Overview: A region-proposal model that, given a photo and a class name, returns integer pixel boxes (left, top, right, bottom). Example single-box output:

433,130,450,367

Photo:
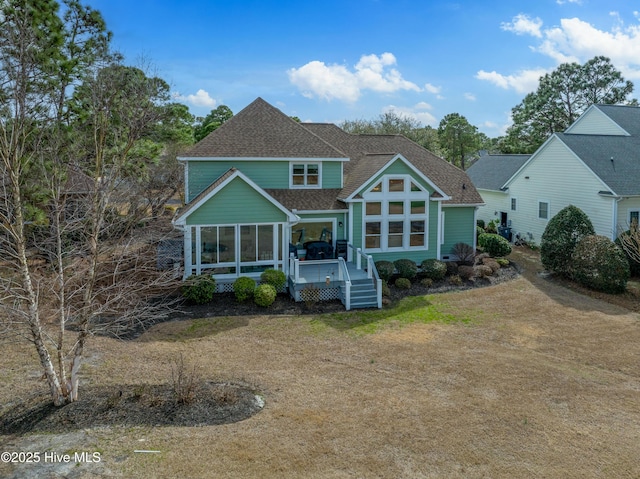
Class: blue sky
89,0,640,136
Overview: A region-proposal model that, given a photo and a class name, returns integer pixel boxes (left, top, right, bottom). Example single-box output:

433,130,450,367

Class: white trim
565,104,630,136
177,156,350,162
173,169,297,226
503,135,616,194
344,154,451,202
438,207,444,260
510,196,518,212
361,183,429,253
289,161,323,189
538,200,550,220
348,202,354,246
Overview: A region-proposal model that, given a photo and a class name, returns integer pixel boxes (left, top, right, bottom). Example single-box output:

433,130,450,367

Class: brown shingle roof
185,98,348,159
265,188,346,211
302,124,483,205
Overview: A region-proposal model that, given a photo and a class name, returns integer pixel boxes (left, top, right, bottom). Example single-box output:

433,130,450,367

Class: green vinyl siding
442,207,475,256
185,177,287,225
187,160,344,202
187,161,289,201
321,162,343,188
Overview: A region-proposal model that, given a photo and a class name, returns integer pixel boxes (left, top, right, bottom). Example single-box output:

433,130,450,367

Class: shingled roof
302,124,484,205
466,154,531,192
184,98,348,159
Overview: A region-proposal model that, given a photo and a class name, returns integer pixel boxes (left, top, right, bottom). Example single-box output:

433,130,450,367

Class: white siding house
467,104,640,244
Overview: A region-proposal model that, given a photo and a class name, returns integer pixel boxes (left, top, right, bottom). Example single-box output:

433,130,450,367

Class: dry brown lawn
1,249,640,478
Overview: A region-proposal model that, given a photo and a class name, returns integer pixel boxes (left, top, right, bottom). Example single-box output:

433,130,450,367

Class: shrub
478,233,512,257
448,274,463,285
381,281,391,297
496,258,510,267
420,258,447,280
482,257,500,273
476,226,485,239
476,219,485,229
458,265,475,280
420,278,433,288
446,261,459,276
375,260,395,281
474,264,494,278
486,219,499,234
254,284,277,307
572,235,629,293
233,276,256,302
452,242,475,265
540,205,594,277
260,268,286,291
182,275,216,304
615,230,640,277
394,259,418,280
394,277,411,289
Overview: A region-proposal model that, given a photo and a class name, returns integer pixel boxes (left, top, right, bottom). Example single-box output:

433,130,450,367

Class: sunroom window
362,176,429,251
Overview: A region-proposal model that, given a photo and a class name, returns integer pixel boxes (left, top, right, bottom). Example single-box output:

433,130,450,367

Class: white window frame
510,197,518,212
290,162,322,189
362,175,429,252
628,209,640,227
538,200,550,220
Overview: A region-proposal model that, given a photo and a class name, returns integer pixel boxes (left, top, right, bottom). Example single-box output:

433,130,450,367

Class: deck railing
346,244,382,308
337,257,352,310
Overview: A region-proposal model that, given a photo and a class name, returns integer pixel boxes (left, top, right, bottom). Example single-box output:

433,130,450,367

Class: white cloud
534,16,640,79
501,14,543,38
288,53,420,102
483,13,640,93
464,92,477,101
476,68,549,94
557,0,582,5
173,89,217,108
424,83,441,94
382,103,437,127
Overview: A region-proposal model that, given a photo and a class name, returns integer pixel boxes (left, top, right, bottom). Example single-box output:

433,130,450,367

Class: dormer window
291,162,320,188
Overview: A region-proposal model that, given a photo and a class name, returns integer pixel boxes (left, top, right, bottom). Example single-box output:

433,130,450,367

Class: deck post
356,248,362,270
367,255,373,279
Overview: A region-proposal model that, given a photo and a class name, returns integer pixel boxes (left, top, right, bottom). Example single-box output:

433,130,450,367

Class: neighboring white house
467,104,640,244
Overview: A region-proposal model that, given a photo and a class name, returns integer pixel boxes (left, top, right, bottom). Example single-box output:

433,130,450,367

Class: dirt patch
0,381,264,435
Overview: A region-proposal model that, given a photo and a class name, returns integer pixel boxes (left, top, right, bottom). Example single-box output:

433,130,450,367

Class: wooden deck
291,260,370,285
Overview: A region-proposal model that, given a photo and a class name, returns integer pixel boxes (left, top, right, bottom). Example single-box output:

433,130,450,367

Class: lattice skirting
216,282,286,294
293,287,341,302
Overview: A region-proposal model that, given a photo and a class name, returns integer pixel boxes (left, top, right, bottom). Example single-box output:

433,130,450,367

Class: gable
348,155,447,200
174,169,295,226
566,105,629,136
185,176,290,225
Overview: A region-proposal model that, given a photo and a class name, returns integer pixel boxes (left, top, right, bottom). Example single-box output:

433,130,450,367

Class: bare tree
0,1,181,406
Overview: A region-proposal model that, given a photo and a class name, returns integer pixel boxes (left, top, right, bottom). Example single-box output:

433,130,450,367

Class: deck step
344,279,379,309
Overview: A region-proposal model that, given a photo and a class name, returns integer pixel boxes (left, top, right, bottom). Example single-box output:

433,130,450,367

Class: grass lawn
2,250,640,478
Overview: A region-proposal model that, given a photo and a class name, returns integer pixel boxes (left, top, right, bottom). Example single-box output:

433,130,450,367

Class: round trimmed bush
448,274,463,286
254,284,277,307
572,235,629,293
260,268,286,291
458,265,475,280
394,277,411,289
478,233,512,257
394,259,418,280
233,276,256,302
421,258,447,280
182,274,216,305
375,260,395,281
381,281,391,297
541,205,594,277
420,278,433,288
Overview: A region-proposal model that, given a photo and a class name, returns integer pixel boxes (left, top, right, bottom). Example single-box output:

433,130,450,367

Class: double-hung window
291,163,320,188
538,201,549,220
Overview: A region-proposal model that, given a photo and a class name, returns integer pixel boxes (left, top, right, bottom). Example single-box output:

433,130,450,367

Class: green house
173,98,483,309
